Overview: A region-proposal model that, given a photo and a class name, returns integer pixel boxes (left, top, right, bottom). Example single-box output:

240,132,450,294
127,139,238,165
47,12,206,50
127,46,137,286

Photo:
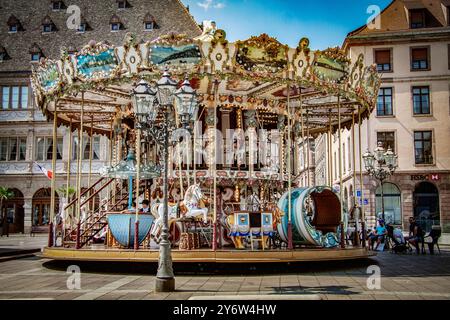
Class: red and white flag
34,162,53,180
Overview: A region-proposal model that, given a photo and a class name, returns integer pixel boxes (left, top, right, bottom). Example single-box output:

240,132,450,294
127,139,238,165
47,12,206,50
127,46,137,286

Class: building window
376,183,402,225
411,47,429,70
410,9,425,28
447,6,450,26
43,24,53,33
52,1,66,10
145,22,154,30
0,137,27,161
374,49,392,72
9,25,17,33
414,131,433,165
1,86,29,109
377,87,393,116
117,0,128,9
377,132,395,153
413,86,430,115
73,135,101,160
111,23,120,31
448,44,450,70
77,23,86,32
36,137,63,161
342,143,346,174
347,137,351,171
31,53,41,62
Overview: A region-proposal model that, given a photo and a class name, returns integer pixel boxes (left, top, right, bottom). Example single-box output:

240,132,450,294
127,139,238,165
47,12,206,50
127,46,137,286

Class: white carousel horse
150,184,209,241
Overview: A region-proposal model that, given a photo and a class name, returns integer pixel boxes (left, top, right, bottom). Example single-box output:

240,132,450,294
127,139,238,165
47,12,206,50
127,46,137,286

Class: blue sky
181,0,392,49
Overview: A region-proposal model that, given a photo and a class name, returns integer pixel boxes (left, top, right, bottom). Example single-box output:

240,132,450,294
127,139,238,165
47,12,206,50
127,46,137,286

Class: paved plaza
0,238,449,300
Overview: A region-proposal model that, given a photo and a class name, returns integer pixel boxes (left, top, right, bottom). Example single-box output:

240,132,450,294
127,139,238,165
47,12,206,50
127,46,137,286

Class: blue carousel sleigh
107,214,154,248
277,187,343,248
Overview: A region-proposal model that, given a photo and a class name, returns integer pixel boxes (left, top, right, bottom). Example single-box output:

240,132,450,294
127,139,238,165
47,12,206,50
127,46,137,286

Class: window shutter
412,48,427,60
448,44,450,69
375,50,390,64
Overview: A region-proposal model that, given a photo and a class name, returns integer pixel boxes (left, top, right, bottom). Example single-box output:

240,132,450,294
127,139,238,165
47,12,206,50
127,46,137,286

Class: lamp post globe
131,80,158,125
362,150,375,172
175,77,198,127
156,69,178,107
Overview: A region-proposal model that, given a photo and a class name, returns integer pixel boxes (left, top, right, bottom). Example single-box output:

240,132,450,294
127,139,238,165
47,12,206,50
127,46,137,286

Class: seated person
121,201,136,213
368,220,387,251
140,200,150,213
406,217,424,254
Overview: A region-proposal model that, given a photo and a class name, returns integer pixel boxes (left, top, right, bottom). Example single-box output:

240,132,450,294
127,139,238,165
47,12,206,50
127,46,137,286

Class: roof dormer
42,15,57,33
117,0,131,9
110,14,125,31
0,46,11,62
29,43,44,62
143,13,158,30
51,0,66,11
77,16,92,33
7,15,24,32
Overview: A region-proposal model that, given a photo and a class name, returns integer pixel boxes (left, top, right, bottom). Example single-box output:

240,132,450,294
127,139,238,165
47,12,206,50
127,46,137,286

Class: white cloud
197,0,225,11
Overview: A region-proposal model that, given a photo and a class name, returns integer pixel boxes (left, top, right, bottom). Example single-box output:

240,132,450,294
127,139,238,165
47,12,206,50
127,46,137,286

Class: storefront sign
411,174,439,181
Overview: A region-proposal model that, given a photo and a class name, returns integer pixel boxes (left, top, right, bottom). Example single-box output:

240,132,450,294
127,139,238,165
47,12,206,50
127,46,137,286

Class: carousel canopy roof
31,31,381,137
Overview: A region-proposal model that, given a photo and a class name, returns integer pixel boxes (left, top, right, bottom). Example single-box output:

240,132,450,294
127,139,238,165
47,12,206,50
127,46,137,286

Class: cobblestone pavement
0,248,449,300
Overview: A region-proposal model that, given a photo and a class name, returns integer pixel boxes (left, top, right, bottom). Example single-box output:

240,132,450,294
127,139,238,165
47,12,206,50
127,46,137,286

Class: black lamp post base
155,277,175,292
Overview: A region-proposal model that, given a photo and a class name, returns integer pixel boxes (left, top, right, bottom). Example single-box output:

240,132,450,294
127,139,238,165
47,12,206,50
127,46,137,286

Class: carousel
32,25,381,264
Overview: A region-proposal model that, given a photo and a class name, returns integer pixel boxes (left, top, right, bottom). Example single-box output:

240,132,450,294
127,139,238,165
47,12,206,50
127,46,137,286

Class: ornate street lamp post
131,71,198,292
362,142,398,222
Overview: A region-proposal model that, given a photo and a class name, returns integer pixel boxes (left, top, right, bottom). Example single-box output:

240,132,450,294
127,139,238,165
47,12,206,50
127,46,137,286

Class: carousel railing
63,178,122,246
63,177,107,212
71,180,148,249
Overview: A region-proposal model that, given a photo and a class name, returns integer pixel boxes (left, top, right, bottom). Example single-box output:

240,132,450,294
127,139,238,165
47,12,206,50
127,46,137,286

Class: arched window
413,182,439,233
376,183,402,225
32,188,59,226
1,188,24,233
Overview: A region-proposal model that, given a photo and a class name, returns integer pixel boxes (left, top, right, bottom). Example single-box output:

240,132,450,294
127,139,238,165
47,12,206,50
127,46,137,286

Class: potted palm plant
0,187,14,237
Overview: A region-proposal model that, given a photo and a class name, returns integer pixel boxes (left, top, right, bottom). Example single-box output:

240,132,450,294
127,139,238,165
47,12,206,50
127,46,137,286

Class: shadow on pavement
42,257,376,276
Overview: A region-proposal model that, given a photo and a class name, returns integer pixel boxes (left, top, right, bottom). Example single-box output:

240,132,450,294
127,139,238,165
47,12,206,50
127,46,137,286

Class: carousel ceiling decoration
31,30,381,136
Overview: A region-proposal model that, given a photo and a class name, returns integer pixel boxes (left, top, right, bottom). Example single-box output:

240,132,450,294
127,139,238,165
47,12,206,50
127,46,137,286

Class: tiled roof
0,0,202,73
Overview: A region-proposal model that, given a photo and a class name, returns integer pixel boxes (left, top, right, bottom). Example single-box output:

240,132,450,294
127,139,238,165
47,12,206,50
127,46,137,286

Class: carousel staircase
63,177,147,249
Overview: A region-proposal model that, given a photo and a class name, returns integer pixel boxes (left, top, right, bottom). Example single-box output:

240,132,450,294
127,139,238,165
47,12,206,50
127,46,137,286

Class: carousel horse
150,184,209,243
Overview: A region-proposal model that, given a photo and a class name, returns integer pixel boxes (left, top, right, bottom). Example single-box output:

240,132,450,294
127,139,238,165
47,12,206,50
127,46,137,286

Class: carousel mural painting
31,27,381,269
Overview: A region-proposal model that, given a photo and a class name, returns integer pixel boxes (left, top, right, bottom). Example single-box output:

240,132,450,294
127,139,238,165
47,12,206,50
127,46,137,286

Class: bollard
134,220,139,250
48,222,54,247
76,221,81,249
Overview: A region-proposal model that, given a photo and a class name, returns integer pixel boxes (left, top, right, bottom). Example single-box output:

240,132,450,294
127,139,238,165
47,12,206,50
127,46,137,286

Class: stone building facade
315,0,450,242
0,0,201,234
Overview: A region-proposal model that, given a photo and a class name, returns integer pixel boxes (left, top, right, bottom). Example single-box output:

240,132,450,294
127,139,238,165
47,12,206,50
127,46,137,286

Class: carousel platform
42,246,374,263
